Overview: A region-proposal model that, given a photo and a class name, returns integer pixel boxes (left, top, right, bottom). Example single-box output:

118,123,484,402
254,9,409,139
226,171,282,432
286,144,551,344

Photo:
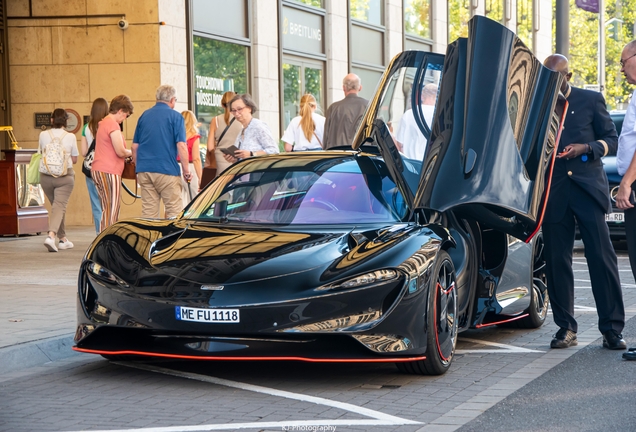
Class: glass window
287,0,323,8
404,0,432,39
192,0,248,40
352,66,383,101
184,157,406,224
193,36,249,157
351,0,383,26
282,59,324,129
485,0,504,23
448,0,470,42
516,0,533,48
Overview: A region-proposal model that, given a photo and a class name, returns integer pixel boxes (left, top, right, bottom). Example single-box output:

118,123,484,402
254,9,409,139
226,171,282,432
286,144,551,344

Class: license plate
605,212,624,223
175,306,240,323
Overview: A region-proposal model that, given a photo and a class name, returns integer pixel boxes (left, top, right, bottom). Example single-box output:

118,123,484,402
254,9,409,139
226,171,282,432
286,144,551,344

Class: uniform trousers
543,182,625,334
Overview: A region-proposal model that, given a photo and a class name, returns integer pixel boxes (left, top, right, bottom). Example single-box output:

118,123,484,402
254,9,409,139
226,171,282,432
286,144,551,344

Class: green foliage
448,0,470,41
193,37,248,121
561,0,636,109
405,0,432,39
288,0,323,7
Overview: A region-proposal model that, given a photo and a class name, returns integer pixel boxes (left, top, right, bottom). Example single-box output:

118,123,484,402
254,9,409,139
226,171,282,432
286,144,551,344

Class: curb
0,334,79,374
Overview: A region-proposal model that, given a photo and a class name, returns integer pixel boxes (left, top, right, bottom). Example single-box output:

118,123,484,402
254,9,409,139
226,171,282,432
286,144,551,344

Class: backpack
39,130,69,177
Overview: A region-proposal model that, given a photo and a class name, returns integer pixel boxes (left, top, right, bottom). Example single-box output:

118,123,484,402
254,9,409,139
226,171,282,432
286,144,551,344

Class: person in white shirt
282,94,325,152
38,108,80,252
396,83,437,161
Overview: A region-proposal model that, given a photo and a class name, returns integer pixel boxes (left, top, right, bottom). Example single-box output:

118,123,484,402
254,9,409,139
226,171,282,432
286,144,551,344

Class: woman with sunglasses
282,94,325,152
223,94,279,164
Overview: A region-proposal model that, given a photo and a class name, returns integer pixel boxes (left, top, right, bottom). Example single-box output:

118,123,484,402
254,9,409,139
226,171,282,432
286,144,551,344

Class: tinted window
183,157,406,224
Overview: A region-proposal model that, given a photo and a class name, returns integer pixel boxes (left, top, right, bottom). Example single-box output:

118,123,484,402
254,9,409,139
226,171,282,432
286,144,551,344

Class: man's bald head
342,73,362,95
544,54,571,93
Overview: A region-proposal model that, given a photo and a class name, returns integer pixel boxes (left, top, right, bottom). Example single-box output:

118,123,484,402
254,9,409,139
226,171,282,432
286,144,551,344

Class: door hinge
1,100,6,110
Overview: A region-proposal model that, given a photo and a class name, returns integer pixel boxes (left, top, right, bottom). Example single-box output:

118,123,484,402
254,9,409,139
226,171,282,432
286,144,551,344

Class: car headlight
318,269,399,291
86,262,129,289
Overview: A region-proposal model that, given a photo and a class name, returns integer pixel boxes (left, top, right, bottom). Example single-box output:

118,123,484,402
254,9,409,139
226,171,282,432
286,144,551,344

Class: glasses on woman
230,106,247,114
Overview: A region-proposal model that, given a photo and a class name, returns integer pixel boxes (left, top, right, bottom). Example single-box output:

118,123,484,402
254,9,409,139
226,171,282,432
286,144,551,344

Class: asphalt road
458,317,636,432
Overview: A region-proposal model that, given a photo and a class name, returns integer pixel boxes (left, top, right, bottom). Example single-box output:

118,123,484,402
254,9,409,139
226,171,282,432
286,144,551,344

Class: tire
396,250,458,375
507,232,549,329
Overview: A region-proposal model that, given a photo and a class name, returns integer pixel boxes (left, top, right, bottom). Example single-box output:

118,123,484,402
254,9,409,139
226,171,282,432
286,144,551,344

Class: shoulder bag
82,135,96,178
201,118,236,188
27,148,42,185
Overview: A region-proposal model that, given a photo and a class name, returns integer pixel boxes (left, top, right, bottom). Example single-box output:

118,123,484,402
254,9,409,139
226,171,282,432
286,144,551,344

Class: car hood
87,219,430,286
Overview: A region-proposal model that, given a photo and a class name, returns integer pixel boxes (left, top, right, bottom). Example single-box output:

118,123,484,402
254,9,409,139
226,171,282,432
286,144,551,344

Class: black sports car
74,17,566,375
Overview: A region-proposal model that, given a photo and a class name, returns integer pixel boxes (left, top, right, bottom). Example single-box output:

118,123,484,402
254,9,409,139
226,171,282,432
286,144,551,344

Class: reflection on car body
73,17,565,375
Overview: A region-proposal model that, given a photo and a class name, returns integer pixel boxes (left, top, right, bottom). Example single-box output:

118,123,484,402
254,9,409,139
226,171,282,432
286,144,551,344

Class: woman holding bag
179,110,203,205
80,97,108,235
39,108,79,252
91,94,133,232
205,91,242,182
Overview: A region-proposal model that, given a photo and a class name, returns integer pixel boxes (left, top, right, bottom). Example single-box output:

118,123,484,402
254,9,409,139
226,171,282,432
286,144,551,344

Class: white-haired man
132,84,191,218
323,73,369,149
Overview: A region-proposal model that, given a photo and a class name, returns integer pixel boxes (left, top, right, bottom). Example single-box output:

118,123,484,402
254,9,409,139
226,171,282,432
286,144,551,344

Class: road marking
76,362,421,432
573,305,597,311
457,338,545,354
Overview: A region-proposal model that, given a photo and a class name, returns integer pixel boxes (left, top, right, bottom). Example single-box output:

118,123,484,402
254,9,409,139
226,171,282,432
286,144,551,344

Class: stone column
158,0,188,113
385,0,404,61
432,0,448,54
251,0,280,139
324,0,348,107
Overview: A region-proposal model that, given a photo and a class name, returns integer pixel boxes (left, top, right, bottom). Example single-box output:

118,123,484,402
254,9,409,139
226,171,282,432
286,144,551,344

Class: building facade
1,0,553,226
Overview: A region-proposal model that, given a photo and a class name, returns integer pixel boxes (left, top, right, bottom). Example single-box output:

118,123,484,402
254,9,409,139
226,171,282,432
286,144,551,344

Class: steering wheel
305,199,339,211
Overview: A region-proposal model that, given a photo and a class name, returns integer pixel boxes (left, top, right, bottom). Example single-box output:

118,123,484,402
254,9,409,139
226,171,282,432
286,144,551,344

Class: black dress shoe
550,328,578,348
602,330,627,350
623,350,636,360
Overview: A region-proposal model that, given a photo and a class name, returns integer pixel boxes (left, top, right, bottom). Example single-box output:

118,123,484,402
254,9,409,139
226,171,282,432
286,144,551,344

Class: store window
281,2,326,132
516,0,533,47
282,60,324,128
350,0,384,101
351,0,383,26
193,36,249,148
288,0,323,7
190,0,250,161
404,0,431,40
485,0,504,23
448,0,470,42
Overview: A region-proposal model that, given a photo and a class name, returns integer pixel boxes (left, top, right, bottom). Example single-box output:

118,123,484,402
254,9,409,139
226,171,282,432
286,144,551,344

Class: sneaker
58,239,74,250
550,327,577,348
44,236,58,252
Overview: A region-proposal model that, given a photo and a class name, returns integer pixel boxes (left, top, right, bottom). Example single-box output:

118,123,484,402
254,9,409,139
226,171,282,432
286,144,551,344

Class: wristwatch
586,144,593,154
250,151,254,157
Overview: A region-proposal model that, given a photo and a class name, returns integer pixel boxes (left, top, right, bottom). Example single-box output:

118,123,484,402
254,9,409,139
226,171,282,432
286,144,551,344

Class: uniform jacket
323,93,369,149
546,85,618,220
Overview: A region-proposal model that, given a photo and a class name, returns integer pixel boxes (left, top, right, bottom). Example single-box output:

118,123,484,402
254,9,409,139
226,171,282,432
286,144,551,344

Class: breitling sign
282,5,324,55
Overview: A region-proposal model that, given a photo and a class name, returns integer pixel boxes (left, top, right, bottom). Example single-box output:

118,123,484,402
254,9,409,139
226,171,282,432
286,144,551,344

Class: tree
562,0,636,110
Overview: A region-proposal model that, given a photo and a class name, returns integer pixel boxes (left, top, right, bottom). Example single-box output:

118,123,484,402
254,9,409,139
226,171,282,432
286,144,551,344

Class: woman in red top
91,94,134,232
179,110,202,206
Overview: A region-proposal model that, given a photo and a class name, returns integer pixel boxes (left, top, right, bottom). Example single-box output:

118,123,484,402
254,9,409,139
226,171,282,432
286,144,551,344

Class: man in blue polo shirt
132,84,191,218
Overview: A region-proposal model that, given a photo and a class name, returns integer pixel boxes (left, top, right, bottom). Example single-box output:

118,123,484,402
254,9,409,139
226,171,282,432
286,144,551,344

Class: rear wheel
506,233,549,329
396,250,457,375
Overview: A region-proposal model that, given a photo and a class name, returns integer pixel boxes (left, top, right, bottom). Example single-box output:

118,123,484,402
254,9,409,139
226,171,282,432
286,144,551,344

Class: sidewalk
0,226,96,373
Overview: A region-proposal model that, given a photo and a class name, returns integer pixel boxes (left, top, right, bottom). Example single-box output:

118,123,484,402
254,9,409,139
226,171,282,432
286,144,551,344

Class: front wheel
396,250,457,375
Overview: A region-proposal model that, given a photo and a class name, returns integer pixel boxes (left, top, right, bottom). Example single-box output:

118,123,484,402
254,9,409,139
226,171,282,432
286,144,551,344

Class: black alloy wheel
397,250,457,375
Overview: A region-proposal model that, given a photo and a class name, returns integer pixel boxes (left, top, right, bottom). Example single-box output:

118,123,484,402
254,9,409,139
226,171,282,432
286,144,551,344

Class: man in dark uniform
543,54,626,350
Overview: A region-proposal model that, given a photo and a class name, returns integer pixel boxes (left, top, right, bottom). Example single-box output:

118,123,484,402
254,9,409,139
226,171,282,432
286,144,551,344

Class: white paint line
74,362,421,432
574,305,597,311
79,419,404,432
457,338,545,353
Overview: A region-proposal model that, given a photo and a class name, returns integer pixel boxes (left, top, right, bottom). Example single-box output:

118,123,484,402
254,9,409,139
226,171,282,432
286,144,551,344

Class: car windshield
183,155,407,225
